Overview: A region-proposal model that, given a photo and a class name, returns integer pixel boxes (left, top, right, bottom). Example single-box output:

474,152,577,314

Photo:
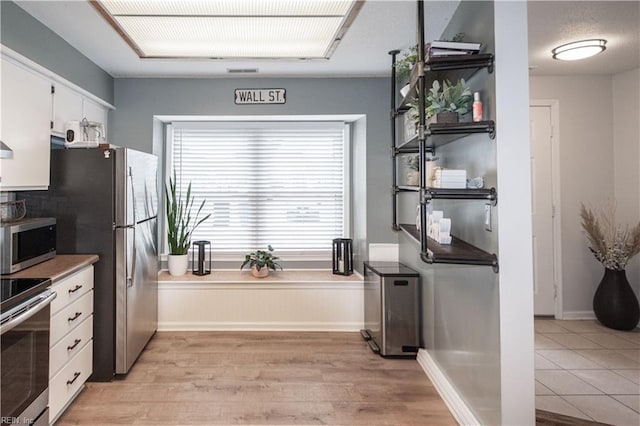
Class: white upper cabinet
1,58,51,191
52,85,109,141
51,83,83,135
82,98,108,140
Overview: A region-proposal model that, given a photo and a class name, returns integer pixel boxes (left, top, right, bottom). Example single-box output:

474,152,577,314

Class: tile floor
535,319,640,425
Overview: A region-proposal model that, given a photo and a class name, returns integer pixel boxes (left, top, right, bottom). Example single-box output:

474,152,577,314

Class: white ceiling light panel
94,0,361,59
116,16,343,58
99,0,353,17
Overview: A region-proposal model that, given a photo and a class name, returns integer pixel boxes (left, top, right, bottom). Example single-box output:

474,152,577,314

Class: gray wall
1,1,114,103
113,77,396,264
398,2,501,424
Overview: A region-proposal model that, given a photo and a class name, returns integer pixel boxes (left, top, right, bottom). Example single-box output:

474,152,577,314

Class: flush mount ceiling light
91,0,363,59
552,39,607,61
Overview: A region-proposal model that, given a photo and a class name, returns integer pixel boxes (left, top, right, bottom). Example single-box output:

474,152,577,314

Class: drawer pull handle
68,312,82,322
68,285,83,294
67,338,82,351
67,371,81,385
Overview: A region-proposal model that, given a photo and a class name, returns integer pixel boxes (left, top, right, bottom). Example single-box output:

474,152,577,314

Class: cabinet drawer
51,290,93,347
50,315,93,379
51,266,94,315
49,341,93,424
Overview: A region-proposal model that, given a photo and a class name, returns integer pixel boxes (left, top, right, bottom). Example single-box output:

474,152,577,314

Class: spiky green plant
240,245,283,272
165,172,211,255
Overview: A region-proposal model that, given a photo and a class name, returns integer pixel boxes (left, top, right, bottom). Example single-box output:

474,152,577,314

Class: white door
530,105,556,316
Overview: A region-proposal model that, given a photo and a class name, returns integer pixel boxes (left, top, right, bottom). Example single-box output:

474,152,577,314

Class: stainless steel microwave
0,218,56,274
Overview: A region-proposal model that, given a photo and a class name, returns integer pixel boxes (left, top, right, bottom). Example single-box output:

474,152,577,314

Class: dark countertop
2,254,99,283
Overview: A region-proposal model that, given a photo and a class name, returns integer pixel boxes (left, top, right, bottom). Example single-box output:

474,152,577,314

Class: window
168,121,348,256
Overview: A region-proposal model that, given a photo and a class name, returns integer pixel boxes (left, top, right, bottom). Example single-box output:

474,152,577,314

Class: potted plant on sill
410,79,472,126
240,245,283,278
580,202,640,330
165,172,211,276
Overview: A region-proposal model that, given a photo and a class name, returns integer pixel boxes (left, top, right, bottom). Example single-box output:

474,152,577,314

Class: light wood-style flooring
56,332,457,425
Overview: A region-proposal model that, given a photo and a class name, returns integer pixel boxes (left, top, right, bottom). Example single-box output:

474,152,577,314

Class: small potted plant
395,46,418,94
405,155,419,186
410,79,472,125
240,245,283,278
580,202,640,330
165,172,211,276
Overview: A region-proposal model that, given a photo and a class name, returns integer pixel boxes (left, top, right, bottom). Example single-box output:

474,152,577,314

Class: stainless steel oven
1,278,56,426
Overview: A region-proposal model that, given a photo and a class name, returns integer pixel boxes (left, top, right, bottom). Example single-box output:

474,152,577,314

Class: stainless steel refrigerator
24,146,158,381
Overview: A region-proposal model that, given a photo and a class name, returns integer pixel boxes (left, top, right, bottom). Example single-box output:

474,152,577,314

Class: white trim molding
416,349,481,426
562,310,597,320
530,99,563,320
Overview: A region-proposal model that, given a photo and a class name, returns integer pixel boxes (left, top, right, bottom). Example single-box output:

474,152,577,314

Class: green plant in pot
165,172,211,276
580,202,640,330
241,245,283,278
395,46,418,86
409,79,472,125
405,155,420,187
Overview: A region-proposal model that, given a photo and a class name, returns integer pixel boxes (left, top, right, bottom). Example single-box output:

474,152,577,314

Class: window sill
158,269,363,289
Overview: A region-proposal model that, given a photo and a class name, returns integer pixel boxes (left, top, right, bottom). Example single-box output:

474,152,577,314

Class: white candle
338,259,344,273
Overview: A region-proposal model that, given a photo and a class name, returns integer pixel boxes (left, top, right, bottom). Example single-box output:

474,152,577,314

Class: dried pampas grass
580,202,640,270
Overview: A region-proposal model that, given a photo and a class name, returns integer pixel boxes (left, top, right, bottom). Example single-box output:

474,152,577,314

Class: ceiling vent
227,68,259,74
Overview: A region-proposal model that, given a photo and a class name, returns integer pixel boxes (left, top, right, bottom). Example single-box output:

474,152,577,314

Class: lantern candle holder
192,240,211,276
332,238,353,276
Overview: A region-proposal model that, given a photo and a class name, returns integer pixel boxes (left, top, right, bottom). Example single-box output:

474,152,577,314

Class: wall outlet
484,204,492,232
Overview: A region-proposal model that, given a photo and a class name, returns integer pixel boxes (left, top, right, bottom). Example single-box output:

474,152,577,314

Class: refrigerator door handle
126,166,138,288
128,166,137,225
127,225,137,288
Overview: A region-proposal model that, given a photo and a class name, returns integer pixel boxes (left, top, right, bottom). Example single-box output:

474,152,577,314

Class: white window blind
170,121,346,254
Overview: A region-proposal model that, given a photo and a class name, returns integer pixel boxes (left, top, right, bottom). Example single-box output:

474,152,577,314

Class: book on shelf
429,48,474,57
425,40,481,59
430,40,482,51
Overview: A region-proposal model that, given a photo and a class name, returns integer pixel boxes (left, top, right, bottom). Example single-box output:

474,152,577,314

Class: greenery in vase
394,46,418,82
409,79,472,122
406,154,420,171
580,202,640,270
165,172,211,255
241,245,283,272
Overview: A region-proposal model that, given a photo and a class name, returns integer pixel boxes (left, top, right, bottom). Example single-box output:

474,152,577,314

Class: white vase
168,254,189,276
251,265,269,278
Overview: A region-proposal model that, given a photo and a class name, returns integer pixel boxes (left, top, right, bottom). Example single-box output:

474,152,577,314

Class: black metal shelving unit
390,0,498,272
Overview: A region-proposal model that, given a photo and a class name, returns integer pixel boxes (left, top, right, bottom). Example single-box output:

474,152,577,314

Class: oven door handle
0,292,57,335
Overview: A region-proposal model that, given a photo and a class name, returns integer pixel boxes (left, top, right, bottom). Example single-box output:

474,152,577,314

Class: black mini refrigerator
361,262,420,357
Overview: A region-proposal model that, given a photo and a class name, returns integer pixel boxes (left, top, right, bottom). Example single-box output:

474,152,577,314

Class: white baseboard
416,349,480,426
562,310,596,320
158,321,363,332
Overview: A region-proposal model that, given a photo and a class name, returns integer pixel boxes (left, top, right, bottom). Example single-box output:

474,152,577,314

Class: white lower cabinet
49,266,94,424
49,343,93,424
